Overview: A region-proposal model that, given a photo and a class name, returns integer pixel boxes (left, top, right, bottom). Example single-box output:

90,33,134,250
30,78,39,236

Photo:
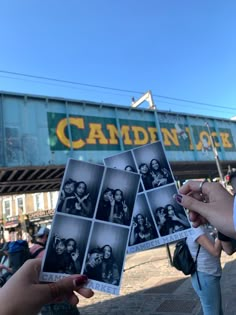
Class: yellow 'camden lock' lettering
106,124,132,145
86,123,109,145
131,126,149,145
161,128,179,146
55,116,234,151
56,117,85,149
56,117,158,148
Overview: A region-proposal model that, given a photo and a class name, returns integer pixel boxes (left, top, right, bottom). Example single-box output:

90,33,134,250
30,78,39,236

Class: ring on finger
199,179,208,196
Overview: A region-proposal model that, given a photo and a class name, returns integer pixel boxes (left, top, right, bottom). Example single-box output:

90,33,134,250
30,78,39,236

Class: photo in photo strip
104,140,192,254
40,159,140,295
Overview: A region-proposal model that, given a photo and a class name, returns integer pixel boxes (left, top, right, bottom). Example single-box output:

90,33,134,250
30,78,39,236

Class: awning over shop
4,221,20,229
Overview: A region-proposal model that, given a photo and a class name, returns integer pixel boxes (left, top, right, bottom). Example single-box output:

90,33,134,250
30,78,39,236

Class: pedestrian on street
30,227,50,259
187,225,223,315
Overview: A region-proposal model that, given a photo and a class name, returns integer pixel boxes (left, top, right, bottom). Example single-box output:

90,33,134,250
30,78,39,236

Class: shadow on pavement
79,248,236,315
79,277,201,315
221,258,236,315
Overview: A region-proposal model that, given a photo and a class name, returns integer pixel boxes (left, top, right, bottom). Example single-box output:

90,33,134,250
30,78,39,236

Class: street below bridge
79,244,236,315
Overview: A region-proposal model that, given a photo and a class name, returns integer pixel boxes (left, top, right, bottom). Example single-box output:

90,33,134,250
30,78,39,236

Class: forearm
221,241,234,255
214,238,222,257
61,199,67,212
108,206,115,222
124,210,130,221
74,259,81,272
218,230,235,255
199,206,235,239
112,265,120,282
175,217,188,226
129,228,136,245
81,201,91,215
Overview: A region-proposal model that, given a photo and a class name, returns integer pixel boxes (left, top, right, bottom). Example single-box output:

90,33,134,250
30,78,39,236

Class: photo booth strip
104,140,193,254
40,159,140,295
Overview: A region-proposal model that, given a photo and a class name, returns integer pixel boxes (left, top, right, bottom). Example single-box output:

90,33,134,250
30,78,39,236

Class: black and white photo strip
85,222,129,295
40,159,140,295
104,141,192,254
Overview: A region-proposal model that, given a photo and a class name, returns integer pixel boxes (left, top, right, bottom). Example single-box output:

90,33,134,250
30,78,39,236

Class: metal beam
7,169,18,181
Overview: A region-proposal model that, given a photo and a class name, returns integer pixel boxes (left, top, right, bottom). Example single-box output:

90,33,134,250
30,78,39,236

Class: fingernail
174,194,183,204
74,275,88,286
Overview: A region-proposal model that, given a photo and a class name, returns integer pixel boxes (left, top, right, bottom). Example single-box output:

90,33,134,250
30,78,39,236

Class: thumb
36,275,93,305
173,193,207,215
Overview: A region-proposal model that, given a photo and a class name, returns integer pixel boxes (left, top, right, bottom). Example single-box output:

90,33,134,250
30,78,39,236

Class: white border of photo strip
40,159,141,295
103,140,193,254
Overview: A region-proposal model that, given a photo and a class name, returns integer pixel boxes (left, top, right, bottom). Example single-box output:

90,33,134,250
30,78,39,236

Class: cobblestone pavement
78,244,236,315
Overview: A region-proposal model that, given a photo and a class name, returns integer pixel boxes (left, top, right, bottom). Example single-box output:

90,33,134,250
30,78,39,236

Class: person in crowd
101,244,120,285
57,178,77,213
0,242,12,287
174,180,235,238
138,163,153,190
0,238,5,248
69,181,93,218
96,187,114,221
16,231,23,240
187,225,223,315
229,169,236,194
84,247,103,281
30,227,50,259
65,238,81,274
124,165,136,172
109,189,130,225
149,158,172,187
129,213,154,245
0,242,11,274
0,258,94,315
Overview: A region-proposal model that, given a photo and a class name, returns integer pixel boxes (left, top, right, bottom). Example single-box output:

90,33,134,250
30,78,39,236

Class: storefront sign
28,209,55,221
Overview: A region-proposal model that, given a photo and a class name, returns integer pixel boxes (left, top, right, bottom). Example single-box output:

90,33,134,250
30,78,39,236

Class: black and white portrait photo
57,159,105,218
42,214,92,275
132,141,174,191
85,221,129,286
41,142,191,295
104,150,143,192
95,167,140,226
129,193,158,246
147,184,191,237
104,150,137,173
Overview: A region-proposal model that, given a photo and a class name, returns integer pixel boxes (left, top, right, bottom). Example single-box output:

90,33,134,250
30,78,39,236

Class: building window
15,195,25,215
3,199,12,217
34,193,44,211
47,191,59,209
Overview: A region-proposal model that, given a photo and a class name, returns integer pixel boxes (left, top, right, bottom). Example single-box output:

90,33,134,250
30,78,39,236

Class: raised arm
195,234,222,257
129,221,138,245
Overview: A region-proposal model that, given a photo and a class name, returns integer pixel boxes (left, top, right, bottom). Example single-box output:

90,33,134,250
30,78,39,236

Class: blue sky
0,1,235,118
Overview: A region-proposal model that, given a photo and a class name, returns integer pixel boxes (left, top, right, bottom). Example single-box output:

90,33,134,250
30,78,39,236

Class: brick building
0,191,59,240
